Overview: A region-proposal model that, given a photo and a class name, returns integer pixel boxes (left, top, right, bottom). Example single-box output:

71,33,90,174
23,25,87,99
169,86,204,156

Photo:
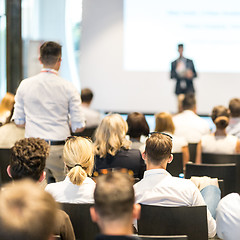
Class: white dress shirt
216,193,240,240
45,176,95,203
13,69,85,140
173,110,210,143
201,134,238,154
227,117,240,139
134,169,216,238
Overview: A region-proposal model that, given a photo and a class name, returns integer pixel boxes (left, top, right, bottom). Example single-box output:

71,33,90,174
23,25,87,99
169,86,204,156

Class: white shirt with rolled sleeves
216,193,240,240
13,69,85,140
134,169,216,238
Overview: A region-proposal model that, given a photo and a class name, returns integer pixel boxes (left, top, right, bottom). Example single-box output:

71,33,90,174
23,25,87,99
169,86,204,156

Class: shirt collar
143,168,171,178
41,68,58,75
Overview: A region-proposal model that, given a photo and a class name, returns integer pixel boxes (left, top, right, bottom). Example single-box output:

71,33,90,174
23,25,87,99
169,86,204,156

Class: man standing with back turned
13,41,85,182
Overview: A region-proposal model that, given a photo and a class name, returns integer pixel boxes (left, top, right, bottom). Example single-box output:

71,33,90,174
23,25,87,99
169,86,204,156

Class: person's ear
142,151,147,161
90,206,99,223
167,154,173,164
133,203,141,220
39,56,43,65
39,171,46,182
7,165,12,178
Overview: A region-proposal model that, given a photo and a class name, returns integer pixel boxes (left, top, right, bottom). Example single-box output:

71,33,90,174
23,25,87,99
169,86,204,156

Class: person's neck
81,102,91,108
147,162,167,171
100,221,133,236
43,65,59,71
215,129,227,136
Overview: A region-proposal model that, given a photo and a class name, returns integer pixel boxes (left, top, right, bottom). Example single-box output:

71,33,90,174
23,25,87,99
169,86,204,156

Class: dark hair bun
214,116,229,129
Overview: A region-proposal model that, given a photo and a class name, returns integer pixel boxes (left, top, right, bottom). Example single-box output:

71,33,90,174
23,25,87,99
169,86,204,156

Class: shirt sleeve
12,82,26,125
68,86,86,131
191,184,216,238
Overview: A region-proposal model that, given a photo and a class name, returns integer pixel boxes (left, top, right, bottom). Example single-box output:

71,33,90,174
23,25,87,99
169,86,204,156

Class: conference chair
138,235,188,240
61,203,99,240
0,148,12,187
185,163,236,196
72,127,97,140
167,153,183,177
137,204,208,240
188,143,197,163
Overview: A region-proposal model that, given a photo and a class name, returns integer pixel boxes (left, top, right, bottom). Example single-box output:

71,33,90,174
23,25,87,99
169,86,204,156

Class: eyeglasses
148,131,173,140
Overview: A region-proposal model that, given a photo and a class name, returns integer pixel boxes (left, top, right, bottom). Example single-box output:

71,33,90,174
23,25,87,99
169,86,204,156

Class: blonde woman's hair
155,112,175,134
0,92,15,124
94,114,131,158
63,137,94,186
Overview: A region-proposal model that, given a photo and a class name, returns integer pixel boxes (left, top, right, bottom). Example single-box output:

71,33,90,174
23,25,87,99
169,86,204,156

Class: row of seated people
2,135,238,239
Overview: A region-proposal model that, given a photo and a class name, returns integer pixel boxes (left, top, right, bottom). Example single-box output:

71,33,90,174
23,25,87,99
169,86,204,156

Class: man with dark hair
81,88,101,128
134,133,218,238
170,44,197,95
90,171,141,239
7,137,76,240
13,41,86,182
0,179,57,240
227,98,240,138
173,93,210,143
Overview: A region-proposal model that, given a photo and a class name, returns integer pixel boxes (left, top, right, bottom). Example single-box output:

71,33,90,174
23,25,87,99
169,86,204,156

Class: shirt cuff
71,121,86,132
14,118,25,125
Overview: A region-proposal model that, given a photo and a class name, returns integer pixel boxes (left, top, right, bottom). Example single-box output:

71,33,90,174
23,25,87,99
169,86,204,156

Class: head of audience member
64,136,94,186
155,112,175,134
94,114,131,158
81,88,94,107
178,43,184,57
143,133,173,170
0,92,15,125
90,171,140,235
229,98,240,118
7,138,49,182
211,105,230,131
182,93,196,112
0,179,57,240
39,41,62,71
126,112,149,141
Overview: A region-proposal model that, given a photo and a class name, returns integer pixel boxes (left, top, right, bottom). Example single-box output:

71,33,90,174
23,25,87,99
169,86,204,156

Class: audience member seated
173,93,210,143
0,92,15,126
216,193,240,240
46,136,95,203
196,105,240,164
94,114,146,179
134,133,219,238
227,98,240,138
126,112,150,153
0,179,57,240
90,171,141,240
155,112,189,166
81,88,101,128
7,138,75,240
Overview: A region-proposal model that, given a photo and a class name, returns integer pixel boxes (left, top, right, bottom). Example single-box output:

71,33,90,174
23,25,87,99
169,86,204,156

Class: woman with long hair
45,136,95,203
94,114,146,179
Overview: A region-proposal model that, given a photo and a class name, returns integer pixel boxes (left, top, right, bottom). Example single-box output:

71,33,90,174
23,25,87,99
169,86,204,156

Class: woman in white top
196,105,240,164
45,136,96,203
155,112,189,166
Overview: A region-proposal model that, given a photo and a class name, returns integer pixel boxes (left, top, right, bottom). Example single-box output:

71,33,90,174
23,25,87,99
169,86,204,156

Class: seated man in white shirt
81,88,101,128
227,98,240,138
173,93,210,143
134,133,217,238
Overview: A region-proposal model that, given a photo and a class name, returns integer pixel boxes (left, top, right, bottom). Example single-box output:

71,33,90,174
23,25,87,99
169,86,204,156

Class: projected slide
123,0,240,72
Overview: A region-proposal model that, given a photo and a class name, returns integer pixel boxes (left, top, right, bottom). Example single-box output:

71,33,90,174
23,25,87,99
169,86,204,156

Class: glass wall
21,0,83,91
0,0,6,98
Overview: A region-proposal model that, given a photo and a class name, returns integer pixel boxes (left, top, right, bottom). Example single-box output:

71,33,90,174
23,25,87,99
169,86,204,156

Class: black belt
45,140,65,146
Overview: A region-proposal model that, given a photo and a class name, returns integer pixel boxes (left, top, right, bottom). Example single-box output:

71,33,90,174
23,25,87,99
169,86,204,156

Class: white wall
80,0,240,114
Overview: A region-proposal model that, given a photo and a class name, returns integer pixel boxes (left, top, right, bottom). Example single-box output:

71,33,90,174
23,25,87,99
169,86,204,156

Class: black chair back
0,148,12,187
188,143,198,163
61,203,99,240
185,163,236,196
167,153,183,177
138,235,188,240
137,204,208,240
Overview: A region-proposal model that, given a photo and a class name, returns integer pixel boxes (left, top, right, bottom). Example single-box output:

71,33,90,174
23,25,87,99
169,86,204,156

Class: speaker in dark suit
171,44,197,95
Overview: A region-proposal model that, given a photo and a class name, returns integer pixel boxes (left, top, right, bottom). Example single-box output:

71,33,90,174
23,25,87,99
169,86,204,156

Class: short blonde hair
155,112,175,134
0,179,57,240
63,136,94,185
94,114,131,158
